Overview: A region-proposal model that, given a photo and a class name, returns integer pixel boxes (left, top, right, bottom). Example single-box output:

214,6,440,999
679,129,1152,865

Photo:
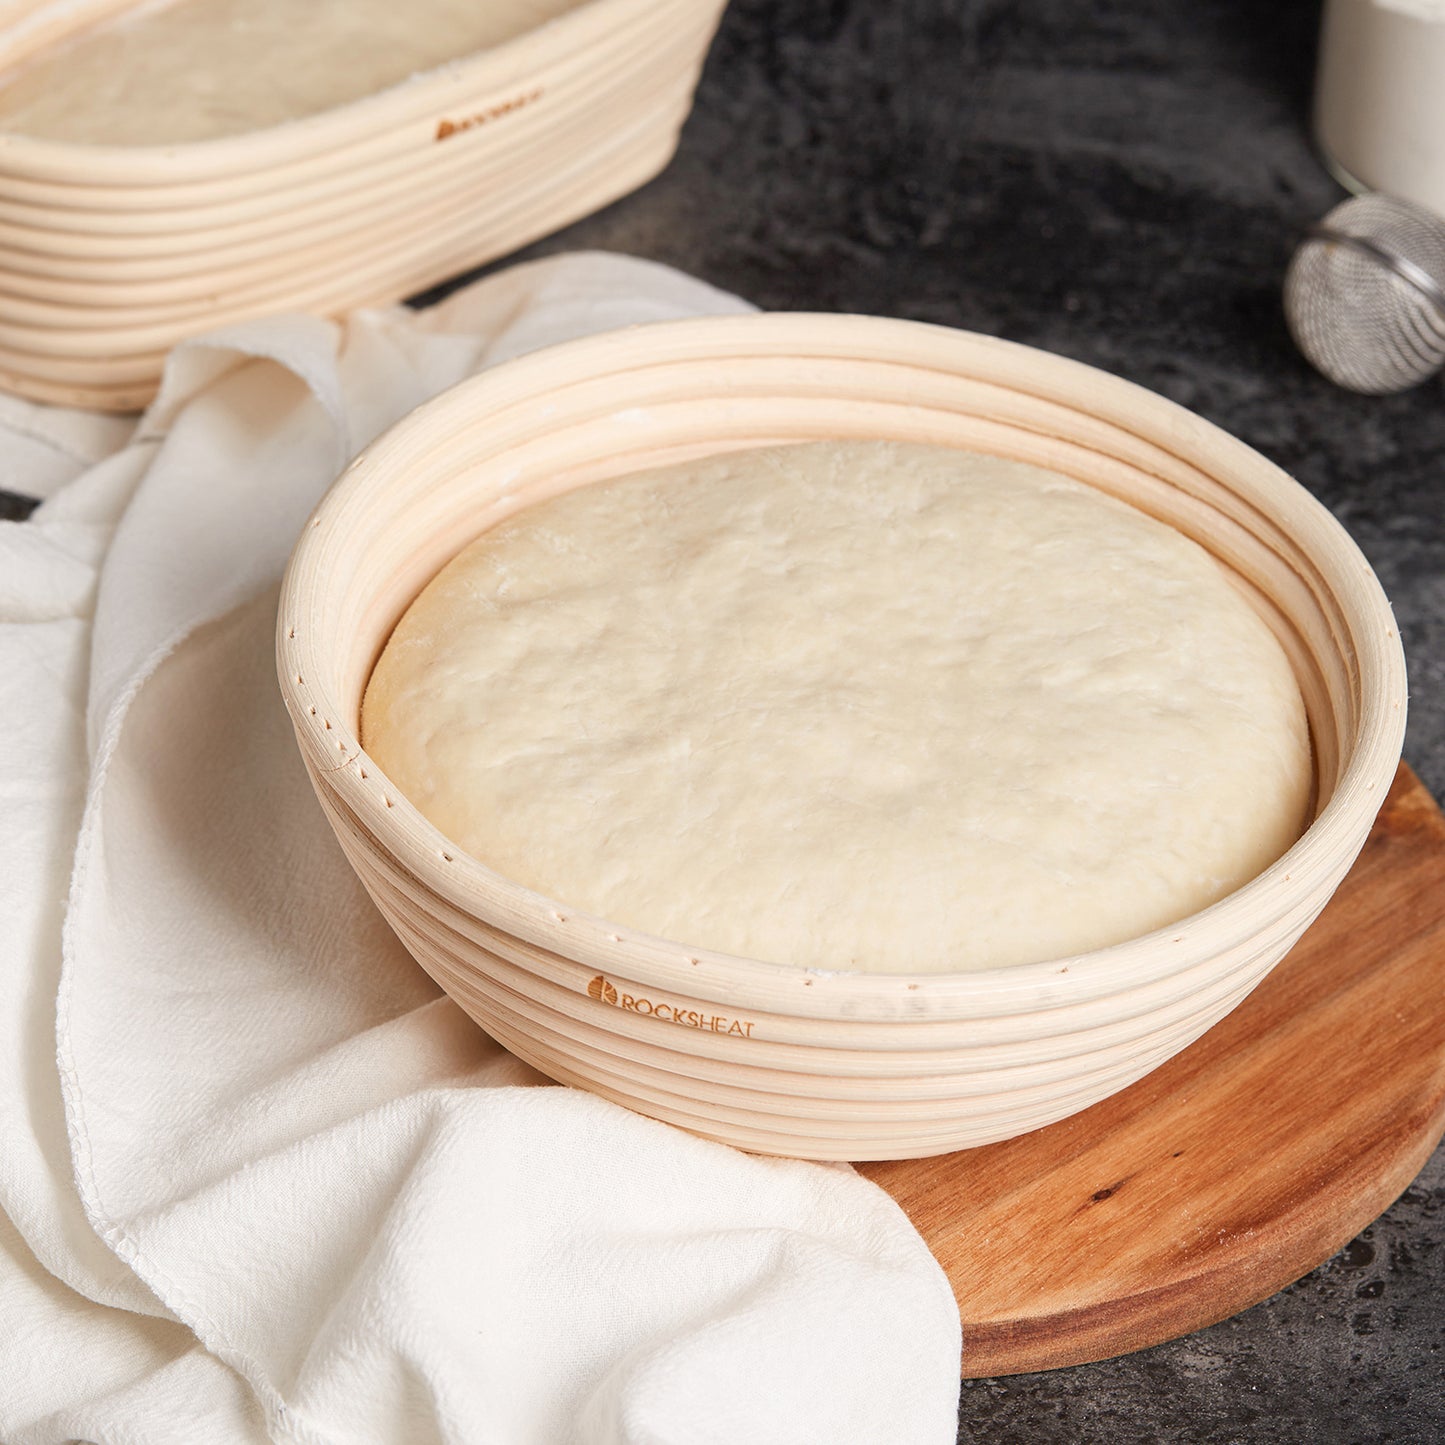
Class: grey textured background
4,2,1441,1440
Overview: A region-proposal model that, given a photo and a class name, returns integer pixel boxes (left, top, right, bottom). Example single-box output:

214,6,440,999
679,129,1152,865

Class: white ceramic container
1315,0,1445,218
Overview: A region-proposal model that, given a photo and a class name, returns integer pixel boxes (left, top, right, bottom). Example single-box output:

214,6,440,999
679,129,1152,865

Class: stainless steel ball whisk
1284,193,1445,394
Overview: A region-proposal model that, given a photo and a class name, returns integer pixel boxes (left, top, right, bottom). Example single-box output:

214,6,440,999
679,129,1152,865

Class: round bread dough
0,0,582,145
361,440,1313,973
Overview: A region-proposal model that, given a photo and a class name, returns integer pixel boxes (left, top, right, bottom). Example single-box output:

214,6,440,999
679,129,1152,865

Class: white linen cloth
0,252,963,1445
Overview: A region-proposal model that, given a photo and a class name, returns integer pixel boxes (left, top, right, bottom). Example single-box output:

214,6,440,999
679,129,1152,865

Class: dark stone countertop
5,2,1441,1440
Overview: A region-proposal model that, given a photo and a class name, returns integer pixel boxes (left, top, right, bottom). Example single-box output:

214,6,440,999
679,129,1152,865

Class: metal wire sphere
1284,193,1445,395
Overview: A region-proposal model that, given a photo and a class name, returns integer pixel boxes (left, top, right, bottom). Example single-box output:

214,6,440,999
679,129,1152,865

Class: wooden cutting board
859,761,1445,1377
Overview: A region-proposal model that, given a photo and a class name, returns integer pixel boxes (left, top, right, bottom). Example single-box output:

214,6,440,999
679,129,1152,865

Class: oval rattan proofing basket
0,0,726,410
277,314,1407,1161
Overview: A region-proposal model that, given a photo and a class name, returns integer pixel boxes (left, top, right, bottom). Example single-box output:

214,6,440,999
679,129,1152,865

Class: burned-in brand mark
586,975,756,1038
586,974,619,1006
435,88,543,141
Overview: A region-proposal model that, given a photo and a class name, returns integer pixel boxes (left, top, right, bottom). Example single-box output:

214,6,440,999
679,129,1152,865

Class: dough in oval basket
0,0,584,144
361,440,1313,974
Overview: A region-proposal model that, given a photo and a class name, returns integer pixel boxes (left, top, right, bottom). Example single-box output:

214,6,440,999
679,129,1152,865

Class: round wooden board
859,761,1445,1377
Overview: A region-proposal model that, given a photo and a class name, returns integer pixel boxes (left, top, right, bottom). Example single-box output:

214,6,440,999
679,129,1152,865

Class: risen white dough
0,0,582,144
362,441,1313,974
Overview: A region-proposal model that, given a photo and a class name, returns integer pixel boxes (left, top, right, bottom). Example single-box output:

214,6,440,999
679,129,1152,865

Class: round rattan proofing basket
277,314,1407,1161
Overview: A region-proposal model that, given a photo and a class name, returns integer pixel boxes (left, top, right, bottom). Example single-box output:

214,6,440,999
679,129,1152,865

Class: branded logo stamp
435,88,544,141
586,975,619,1005
585,975,756,1039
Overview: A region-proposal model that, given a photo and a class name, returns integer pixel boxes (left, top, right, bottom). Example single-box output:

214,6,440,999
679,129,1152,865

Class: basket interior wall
310,356,1358,818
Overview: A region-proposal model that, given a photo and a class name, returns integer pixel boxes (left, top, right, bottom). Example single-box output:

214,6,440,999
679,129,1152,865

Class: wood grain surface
861,762,1445,1376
